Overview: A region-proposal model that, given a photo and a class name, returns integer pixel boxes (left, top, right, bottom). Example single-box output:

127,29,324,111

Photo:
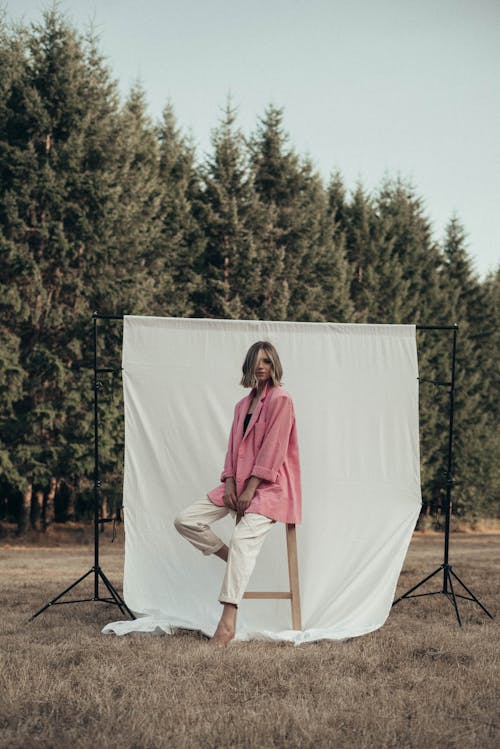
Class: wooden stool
242,523,302,630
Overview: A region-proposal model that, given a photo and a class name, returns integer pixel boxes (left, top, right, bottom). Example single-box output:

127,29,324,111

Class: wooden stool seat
242,523,302,630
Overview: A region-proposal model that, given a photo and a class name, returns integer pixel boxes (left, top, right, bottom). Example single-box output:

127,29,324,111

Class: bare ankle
220,602,237,625
210,607,237,646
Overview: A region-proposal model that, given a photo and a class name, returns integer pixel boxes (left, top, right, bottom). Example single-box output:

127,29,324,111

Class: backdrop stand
31,317,493,627
30,313,135,622
392,324,494,625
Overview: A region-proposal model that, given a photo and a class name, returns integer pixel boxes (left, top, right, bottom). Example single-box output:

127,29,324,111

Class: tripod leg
392,565,442,606
29,568,94,621
97,570,126,614
449,569,494,619
98,568,136,620
445,569,462,626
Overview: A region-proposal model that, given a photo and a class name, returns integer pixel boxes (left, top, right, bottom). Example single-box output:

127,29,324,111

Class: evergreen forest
0,10,498,532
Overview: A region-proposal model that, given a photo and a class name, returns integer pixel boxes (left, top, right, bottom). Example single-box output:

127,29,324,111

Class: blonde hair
240,341,283,389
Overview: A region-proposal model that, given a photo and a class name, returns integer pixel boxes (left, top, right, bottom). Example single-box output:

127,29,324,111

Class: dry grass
1,533,498,749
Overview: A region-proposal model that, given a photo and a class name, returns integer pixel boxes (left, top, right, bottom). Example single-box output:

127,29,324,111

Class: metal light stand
30,313,135,622
393,324,494,625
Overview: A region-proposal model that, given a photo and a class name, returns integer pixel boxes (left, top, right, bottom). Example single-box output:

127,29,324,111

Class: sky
6,0,500,278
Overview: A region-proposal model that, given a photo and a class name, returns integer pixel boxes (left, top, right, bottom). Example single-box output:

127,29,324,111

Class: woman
174,341,301,645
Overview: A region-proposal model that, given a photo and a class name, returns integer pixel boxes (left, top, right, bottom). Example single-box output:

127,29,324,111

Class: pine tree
251,106,352,321
327,171,348,230
0,12,29,497
250,106,313,320
87,82,162,316
340,183,409,322
155,102,204,316
303,164,353,322
376,178,444,324
441,217,498,517
0,10,162,522
374,179,450,515
0,10,115,513
473,269,500,516
197,102,264,319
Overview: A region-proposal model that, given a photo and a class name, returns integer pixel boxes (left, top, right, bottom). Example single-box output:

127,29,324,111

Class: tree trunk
19,483,32,534
42,477,57,530
32,488,44,530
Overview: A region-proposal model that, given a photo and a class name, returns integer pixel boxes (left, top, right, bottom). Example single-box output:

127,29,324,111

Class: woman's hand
235,488,253,516
223,477,237,510
235,476,262,515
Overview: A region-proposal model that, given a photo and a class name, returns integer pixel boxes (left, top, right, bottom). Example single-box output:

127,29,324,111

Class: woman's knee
174,512,204,535
174,513,188,533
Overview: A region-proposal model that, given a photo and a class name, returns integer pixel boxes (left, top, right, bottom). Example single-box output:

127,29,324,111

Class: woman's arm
251,395,294,483
220,404,238,482
235,475,262,515
223,477,237,510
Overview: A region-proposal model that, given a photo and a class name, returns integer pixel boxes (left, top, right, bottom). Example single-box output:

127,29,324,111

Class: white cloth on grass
102,317,421,644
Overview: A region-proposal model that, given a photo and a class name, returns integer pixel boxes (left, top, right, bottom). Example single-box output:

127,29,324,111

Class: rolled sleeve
251,463,277,482
251,395,294,483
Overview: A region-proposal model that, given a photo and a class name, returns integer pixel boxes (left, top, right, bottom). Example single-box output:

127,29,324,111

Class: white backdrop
103,316,421,643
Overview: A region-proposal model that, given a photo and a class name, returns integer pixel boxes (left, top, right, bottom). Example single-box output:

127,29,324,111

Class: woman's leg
210,513,275,645
174,497,232,557
210,603,238,646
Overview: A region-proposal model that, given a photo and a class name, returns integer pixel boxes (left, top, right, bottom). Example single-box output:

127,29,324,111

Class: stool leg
286,523,302,630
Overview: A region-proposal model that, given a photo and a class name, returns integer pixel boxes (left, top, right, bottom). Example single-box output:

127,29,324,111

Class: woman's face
254,348,272,385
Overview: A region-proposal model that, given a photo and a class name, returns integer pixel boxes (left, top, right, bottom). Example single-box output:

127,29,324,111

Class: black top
243,412,252,435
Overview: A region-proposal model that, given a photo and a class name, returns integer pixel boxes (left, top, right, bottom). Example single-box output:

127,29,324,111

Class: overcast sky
7,0,500,278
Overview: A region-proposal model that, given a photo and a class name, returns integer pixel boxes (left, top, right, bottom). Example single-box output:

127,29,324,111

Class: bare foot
209,603,237,646
209,620,235,646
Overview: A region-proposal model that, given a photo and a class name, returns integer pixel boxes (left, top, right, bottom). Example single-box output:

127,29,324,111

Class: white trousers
174,496,275,605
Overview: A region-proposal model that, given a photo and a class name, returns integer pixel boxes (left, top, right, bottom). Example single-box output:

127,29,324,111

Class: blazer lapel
235,391,253,440
241,381,271,442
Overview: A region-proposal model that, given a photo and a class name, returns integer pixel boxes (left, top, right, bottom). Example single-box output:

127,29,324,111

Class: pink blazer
207,382,302,524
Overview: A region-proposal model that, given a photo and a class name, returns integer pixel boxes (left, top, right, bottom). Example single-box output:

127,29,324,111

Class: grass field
1,532,498,749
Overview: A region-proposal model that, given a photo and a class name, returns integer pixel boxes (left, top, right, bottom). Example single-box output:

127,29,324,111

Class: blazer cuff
251,464,277,482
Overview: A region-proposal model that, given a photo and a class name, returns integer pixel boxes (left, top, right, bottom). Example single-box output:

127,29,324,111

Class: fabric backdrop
103,316,421,644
